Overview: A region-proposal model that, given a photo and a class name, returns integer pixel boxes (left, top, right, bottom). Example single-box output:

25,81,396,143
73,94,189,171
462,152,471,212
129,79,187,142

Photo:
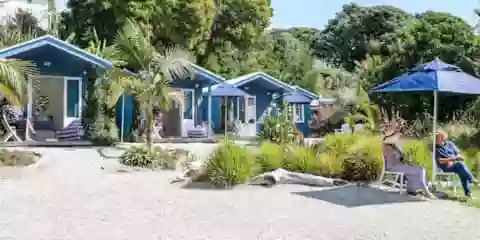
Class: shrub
318,133,363,157
402,140,432,180
341,135,382,182
86,116,119,145
283,145,318,175
256,142,284,172
0,149,41,166
258,116,296,144
119,145,176,169
311,133,382,181
317,152,343,178
203,143,256,188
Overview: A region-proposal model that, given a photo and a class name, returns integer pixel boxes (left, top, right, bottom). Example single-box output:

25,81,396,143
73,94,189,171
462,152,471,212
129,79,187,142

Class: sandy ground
0,146,479,240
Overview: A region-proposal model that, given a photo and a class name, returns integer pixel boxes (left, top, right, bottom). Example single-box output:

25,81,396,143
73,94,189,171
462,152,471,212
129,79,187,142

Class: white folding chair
378,154,406,195
233,120,242,137
434,166,458,194
1,113,22,142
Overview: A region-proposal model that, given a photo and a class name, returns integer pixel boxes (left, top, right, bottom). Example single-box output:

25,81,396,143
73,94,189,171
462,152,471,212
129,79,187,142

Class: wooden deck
0,137,218,148
0,140,95,148
153,137,218,143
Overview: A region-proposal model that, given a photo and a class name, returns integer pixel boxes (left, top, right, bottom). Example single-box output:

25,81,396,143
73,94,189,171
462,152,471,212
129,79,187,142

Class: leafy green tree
61,0,271,73
374,11,480,121
268,31,314,85
313,3,411,71
60,0,119,47
195,0,272,69
270,27,320,50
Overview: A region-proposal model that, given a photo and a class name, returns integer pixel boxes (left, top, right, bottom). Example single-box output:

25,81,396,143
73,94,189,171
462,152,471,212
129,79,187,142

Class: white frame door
245,95,256,124
244,95,257,136
63,77,83,128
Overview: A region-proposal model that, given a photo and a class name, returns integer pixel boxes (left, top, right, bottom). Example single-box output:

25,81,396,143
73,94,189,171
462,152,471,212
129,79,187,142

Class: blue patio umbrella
282,91,312,104
372,58,480,180
202,83,248,138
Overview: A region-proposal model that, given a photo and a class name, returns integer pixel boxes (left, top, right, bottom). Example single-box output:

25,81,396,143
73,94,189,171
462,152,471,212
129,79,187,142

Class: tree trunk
145,105,153,150
47,0,57,35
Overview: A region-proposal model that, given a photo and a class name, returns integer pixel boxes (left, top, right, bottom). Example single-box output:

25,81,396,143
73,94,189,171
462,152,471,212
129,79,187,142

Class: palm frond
0,58,38,106
114,18,153,70
154,46,194,83
84,29,126,67
63,32,76,44
103,68,139,108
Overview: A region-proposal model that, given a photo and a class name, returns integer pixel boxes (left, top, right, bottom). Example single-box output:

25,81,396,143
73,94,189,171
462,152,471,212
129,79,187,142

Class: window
286,104,294,121
285,104,304,123
294,104,304,123
247,97,256,106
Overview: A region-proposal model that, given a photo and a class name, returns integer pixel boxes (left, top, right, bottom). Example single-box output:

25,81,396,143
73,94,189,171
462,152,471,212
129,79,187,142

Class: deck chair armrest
384,171,404,175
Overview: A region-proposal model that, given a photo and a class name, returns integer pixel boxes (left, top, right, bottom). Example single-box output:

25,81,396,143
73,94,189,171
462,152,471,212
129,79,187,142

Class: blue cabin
0,35,119,132
199,72,319,137
0,35,320,140
0,35,229,139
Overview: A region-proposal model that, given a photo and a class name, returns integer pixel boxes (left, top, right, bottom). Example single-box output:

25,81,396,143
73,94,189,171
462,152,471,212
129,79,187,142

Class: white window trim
182,89,195,120
293,104,305,123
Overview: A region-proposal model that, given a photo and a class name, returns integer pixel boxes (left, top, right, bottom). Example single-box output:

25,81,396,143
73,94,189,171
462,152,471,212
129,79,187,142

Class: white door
245,96,256,136
63,77,82,128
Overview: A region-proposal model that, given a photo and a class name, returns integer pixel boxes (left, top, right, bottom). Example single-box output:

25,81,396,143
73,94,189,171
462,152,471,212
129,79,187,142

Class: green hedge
202,133,383,188
200,134,480,188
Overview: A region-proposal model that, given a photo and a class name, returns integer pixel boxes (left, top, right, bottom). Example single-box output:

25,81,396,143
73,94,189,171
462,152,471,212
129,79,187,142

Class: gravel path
0,147,479,240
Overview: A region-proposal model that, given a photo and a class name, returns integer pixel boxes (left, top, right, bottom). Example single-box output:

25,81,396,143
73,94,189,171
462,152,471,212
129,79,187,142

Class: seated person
383,133,436,199
435,131,478,197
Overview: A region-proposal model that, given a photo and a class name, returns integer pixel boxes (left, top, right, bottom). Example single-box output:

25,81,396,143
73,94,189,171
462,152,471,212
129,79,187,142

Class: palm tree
0,58,38,107
108,18,194,149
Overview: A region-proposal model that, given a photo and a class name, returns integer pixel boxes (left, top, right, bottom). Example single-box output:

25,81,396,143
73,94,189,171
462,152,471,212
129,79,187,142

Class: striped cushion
187,128,207,138
56,120,85,140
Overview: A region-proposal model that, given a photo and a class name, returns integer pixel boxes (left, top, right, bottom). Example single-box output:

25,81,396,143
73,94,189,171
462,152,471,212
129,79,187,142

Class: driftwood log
249,168,348,187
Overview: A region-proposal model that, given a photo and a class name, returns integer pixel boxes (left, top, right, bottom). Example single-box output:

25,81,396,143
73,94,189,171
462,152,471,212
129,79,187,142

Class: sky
270,0,479,29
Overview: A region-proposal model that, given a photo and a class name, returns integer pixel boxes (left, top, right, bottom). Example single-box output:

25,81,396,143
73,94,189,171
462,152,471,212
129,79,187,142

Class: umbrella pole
224,96,228,141
432,91,438,182
120,94,125,143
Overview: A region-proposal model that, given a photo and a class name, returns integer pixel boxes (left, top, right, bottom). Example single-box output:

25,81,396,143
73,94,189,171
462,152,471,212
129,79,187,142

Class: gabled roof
226,72,295,92
0,35,113,69
0,35,226,83
292,86,318,100
189,63,224,84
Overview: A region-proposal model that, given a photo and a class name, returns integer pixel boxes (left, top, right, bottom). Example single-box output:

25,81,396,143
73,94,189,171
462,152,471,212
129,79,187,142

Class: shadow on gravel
293,185,424,207
180,181,224,190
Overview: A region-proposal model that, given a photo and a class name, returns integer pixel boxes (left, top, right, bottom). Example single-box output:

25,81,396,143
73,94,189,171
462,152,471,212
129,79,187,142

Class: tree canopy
2,1,480,123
